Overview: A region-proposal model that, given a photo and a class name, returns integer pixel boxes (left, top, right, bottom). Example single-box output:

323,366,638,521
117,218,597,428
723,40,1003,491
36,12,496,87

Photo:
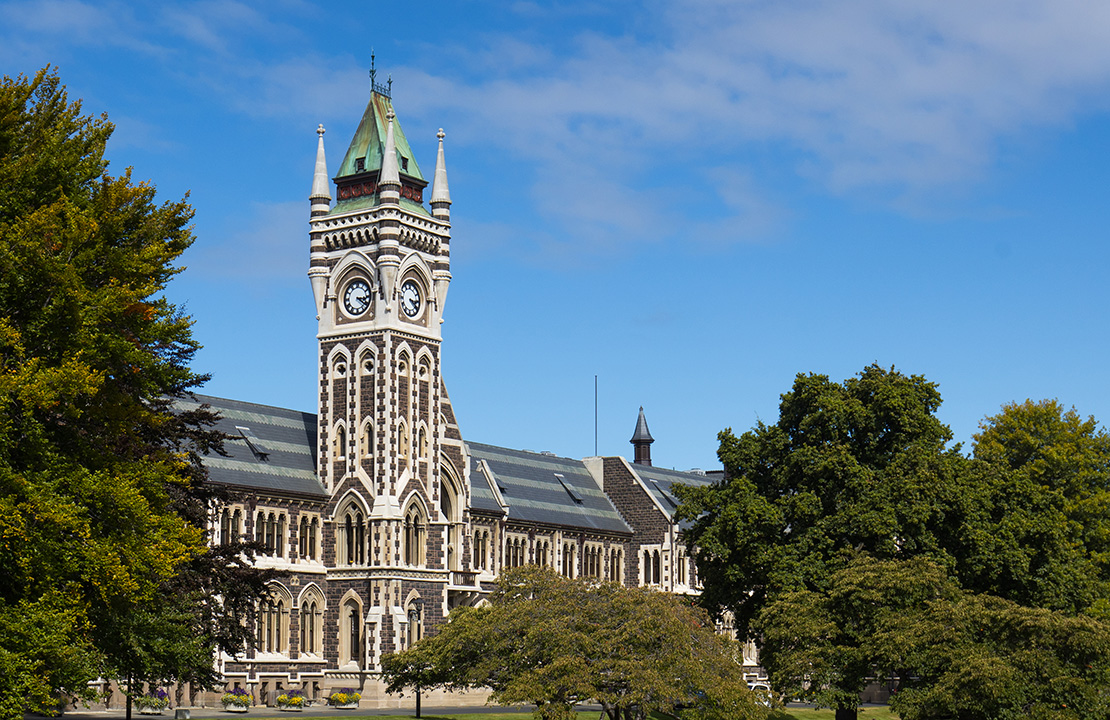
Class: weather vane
369,51,392,99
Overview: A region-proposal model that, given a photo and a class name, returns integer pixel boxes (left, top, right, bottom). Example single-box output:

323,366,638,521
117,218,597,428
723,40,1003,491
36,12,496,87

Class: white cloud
388,0,1110,252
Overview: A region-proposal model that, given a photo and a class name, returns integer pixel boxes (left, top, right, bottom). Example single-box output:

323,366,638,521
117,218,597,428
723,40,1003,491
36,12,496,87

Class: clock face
343,279,372,316
400,280,422,318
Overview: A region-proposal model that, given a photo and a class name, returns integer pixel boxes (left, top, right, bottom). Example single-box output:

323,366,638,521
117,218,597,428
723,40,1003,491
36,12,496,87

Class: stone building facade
167,76,751,709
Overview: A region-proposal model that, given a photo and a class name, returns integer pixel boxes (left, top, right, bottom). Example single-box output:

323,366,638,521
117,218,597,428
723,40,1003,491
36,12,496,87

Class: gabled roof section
335,92,425,184
174,394,326,499
627,464,715,529
467,442,632,535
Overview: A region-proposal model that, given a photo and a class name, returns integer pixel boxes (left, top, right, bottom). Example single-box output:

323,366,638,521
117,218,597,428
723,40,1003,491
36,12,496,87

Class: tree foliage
676,366,1110,719
382,566,764,720
0,68,270,717
763,554,1110,720
967,399,1110,618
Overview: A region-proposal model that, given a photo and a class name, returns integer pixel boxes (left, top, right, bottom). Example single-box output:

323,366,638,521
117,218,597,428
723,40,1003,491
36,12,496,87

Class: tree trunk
835,707,857,720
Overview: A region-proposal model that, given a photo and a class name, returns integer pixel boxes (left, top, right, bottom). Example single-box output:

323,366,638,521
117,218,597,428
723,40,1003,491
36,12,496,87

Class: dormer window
356,157,365,172
400,155,408,171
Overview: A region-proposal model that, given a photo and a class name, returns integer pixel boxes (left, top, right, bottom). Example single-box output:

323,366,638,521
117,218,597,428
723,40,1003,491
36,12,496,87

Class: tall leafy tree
382,566,763,720
0,68,270,719
675,365,972,720
677,366,1110,720
968,399,1110,617
764,554,1110,720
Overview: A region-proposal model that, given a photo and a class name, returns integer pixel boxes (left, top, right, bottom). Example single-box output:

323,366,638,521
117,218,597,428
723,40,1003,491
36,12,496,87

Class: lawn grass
770,707,899,720
250,709,899,720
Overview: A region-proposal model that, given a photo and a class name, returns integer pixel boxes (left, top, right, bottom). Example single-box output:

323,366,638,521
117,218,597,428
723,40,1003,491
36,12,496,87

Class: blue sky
4,0,1110,470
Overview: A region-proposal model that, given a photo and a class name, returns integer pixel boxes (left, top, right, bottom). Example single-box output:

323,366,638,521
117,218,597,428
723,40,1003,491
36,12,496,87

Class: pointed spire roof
334,92,424,184
310,124,331,201
380,109,400,186
630,407,654,444
431,128,451,205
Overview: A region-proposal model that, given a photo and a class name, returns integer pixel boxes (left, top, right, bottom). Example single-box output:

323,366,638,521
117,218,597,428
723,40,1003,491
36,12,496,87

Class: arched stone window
398,422,410,468
472,528,493,571
359,349,374,376
276,514,286,557
441,476,460,571
562,542,577,577
405,600,424,650
220,508,230,546
340,598,362,668
298,515,318,561
257,586,291,654
335,501,366,566
298,587,324,655
403,503,426,567
360,420,374,462
334,424,347,463
609,548,623,583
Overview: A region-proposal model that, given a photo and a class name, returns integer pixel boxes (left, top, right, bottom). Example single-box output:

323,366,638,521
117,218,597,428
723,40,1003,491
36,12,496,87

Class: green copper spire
334,91,424,183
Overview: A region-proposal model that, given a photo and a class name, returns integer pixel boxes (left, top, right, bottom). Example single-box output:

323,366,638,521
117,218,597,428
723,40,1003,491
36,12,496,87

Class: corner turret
430,129,451,221
630,407,654,466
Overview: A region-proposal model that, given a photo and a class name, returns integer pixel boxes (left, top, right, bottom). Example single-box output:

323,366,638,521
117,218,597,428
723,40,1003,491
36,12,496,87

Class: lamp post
411,598,424,718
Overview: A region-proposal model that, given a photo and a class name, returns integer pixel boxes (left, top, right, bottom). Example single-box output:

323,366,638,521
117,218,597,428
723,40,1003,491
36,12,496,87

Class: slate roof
175,394,326,499
175,395,705,533
627,464,715,529
467,442,632,535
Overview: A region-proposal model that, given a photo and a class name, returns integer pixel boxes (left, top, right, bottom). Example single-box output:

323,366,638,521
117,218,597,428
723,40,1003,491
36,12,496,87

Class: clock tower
307,71,471,677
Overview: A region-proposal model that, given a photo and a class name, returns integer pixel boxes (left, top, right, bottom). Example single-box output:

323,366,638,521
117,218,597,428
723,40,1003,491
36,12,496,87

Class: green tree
677,367,1110,720
762,554,1110,720
675,365,967,720
872,568,1110,719
758,555,951,714
382,566,764,720
0,68,270,718
966,399,1110,618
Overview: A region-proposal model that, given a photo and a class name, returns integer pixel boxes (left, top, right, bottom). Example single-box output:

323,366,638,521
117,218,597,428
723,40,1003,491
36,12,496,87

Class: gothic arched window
403,504,426,567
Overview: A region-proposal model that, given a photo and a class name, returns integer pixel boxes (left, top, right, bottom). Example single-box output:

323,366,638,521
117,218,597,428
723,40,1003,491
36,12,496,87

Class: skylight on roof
554,473,584,504
235,426,269,460
649,477,680,510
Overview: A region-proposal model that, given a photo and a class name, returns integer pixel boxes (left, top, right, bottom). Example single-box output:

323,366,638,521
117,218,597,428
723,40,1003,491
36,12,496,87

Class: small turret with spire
307,124,331,322
430,128,451,221
309,124,331,216
630,407,654,466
